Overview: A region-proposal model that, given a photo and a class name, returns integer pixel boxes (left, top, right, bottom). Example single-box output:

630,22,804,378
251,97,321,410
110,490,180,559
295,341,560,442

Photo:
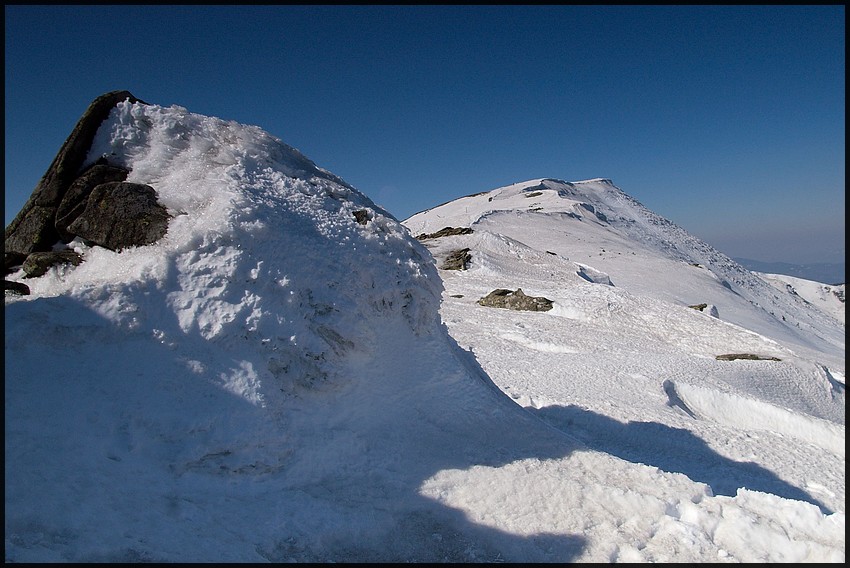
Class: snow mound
11,100,443,398
5,100,578,561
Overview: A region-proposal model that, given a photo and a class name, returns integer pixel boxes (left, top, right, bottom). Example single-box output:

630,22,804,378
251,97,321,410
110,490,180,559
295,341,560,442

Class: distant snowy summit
403,177,845,368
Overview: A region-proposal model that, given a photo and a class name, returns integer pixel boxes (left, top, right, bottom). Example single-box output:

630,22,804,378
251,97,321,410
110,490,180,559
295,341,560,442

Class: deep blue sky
5,5,845,264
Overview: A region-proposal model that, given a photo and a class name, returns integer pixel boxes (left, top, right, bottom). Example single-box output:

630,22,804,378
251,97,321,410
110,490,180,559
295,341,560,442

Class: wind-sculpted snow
27,100,444,398
6,100,599,562
664,379,845,456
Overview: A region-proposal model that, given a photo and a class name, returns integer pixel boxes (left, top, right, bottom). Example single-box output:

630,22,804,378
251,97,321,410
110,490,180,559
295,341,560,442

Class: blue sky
4,5,845,264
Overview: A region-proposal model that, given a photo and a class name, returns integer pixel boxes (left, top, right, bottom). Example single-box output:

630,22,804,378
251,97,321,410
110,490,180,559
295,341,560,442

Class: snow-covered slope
403,177,845,555
5,103,845,562
757,272,845,325
404,177,845,370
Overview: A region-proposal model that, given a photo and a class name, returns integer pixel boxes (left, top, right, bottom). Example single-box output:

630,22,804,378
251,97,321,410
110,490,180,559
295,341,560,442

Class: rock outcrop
415,226,473,240
55,161,131,242
66,181,169,251
441,248,472,271
477,288,554,312
715,353,782,362
4,280,30,295
4,90,172,289
352,209,370,225
21,251,84,278
5,90,146,255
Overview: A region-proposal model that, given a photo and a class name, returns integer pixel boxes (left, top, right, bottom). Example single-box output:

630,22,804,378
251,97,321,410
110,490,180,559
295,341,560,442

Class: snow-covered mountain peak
408,177,615,233
404,177,845,371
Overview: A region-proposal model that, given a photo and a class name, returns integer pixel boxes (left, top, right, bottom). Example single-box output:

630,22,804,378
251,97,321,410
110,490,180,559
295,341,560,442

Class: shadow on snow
529,404,833,514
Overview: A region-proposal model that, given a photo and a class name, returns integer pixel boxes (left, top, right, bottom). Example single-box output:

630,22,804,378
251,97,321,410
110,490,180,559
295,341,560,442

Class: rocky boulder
5,252,28,276
477,288,554,312
352,209,371,225
689,303,720,318
4,280,30,296
441,248,472,271
4,90,145,255
67,182,170,251
21,251,84,278
55,161,130,241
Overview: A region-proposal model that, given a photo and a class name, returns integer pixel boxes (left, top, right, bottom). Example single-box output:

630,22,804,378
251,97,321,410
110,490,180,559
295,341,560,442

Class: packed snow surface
5,103,845,562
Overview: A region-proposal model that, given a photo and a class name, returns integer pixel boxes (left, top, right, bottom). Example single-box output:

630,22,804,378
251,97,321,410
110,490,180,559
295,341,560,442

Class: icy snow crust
5,104,845,562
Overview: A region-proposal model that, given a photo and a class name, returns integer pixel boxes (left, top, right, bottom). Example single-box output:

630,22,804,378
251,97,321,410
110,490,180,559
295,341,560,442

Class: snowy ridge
411,223,843,422
403,173,844,560
405,177,845,369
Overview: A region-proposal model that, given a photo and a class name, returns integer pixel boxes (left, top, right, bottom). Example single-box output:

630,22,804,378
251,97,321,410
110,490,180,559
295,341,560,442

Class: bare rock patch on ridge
477,288,554,312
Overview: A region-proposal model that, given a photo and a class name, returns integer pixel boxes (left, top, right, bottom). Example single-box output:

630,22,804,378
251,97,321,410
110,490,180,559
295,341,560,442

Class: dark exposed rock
3,206,56,257
4,280,30,295
67,182,170,251
352,209,370,225
55,163,130,242
21,250,84,278
689,303,708,311
477,288,554,312
416,226,473,240
524,191,543,198
715,353,782,362
5,252,28,275
441,248,471,271
5,90,145,255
